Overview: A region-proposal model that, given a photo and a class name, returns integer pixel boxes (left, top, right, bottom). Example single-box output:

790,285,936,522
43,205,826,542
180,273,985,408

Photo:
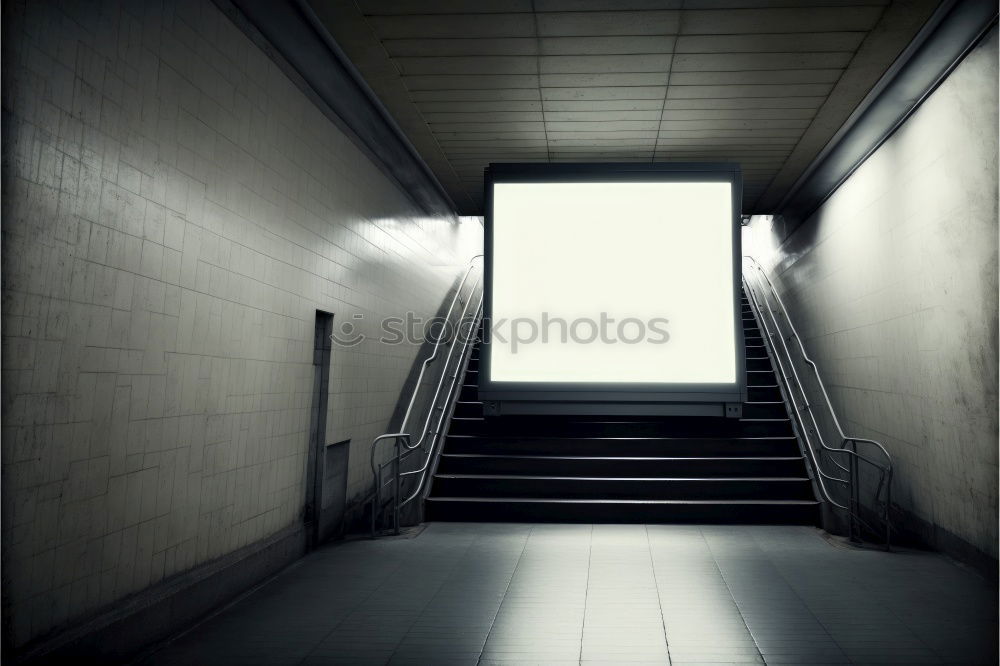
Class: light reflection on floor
141,523,998,665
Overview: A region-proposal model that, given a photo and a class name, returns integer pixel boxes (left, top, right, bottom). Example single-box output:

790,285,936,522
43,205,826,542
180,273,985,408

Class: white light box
486,177,739,388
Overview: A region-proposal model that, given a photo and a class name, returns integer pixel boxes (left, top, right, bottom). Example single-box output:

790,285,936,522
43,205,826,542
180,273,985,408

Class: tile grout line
295,543,413,664
748,528,944,663
578,523,594,665
644,524,672,665
476,525,533,666
653,0,682,163
701,528,768,665
382,531,485,665
744,527,863,663
529,0,551,165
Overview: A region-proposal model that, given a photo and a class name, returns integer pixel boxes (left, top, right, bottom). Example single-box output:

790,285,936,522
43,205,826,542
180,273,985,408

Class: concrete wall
746,27,998,564
1,0,480,651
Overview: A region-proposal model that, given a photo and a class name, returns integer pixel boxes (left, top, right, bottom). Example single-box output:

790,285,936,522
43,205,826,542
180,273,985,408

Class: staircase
425,289,821,524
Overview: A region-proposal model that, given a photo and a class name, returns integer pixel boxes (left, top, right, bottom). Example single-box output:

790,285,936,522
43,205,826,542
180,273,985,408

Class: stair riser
433,477,814,500
748,386,782,401
463,372,777,394
426,500,820,525
449,418,793,438
454,402,484,418
747,372,777,387
741,403,788,418
444,436,802,457
437,456,807,478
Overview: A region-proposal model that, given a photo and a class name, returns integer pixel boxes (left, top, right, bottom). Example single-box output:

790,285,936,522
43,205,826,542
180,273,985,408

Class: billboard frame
479,162,746,417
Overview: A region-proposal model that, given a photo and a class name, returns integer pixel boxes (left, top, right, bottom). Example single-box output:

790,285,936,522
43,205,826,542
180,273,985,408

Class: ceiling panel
309,0,942,213
535,11,681,36
674,33,866,53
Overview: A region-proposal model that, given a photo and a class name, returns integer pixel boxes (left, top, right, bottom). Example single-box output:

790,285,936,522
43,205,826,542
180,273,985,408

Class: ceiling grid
310,0,942,214
653,0,682,163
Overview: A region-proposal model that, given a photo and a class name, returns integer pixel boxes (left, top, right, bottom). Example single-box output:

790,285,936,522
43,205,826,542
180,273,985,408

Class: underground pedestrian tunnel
2,0,998,663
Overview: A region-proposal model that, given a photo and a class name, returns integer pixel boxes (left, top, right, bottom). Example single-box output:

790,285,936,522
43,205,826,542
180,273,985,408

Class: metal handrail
369,433,408,537
400,255,484,436
743,255,893,547
368,254,483,536
743,277,853,502
398,294,484,507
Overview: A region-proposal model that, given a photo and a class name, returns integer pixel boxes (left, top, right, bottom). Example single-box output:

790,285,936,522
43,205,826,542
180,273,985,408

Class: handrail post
393,438,402,536
849,439,859,542
884,472,892,550
372,462,382,538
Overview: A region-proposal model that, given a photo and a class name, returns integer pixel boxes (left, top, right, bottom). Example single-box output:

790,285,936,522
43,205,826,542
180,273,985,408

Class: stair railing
742,256,893,547
368,255,484,536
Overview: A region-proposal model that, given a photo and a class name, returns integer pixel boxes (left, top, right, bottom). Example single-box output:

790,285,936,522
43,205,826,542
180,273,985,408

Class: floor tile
139,524,997,665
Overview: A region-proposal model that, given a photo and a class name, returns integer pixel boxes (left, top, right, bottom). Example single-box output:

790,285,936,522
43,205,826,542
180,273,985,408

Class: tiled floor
139,524,997,665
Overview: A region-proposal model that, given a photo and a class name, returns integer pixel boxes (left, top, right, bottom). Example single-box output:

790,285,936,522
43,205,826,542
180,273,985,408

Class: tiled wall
746,28,998,560
1,0,480,647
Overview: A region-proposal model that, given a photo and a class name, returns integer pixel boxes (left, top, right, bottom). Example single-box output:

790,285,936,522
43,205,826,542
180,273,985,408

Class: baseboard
837,500,997,581
12,524,308,664
884,504,998,582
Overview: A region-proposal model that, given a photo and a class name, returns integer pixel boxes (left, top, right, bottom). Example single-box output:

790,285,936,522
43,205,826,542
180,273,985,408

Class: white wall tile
1,0,481,647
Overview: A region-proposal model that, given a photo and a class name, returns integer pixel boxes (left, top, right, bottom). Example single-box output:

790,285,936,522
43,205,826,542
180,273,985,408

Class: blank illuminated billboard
485,168,740,390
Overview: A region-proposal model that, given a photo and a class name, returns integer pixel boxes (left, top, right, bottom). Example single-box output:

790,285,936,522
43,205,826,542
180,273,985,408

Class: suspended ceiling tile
544,110,665,121
542,99,669,111
665,83,835,98
669,70,844,86
545,120,661,131
680,7,884,34
671,52,854,71
658,118,812,130
540,72,670,87
429,122,547,132
395,56,538,76
660,107,817,119
384,38,540,57
536,12,681,37
538,54,674,73
402,74,540,90
674,32,866,53
661,97,828,109
416,100,544,112
421,111,546,123
408,89,542,102
541,86,668,100
539,36,677,55
367,14,535,39
357,0,534,13
536,0,684,10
